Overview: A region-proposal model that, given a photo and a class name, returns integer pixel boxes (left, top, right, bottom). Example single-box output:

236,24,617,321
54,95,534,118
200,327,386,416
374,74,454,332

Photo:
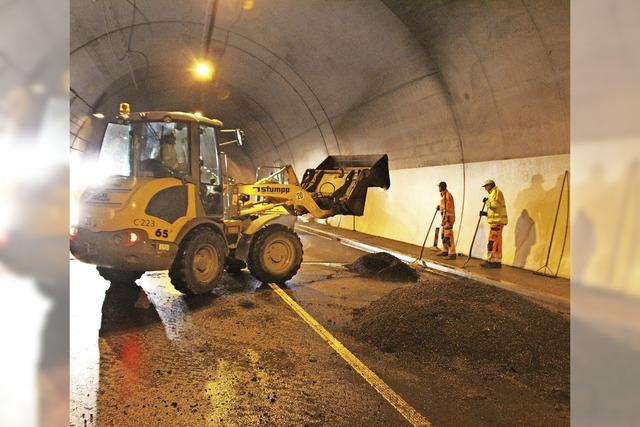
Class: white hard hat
482,179,495,187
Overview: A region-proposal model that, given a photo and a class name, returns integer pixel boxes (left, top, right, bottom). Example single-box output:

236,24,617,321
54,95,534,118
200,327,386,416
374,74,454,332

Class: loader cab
97,118,194,179
96,110,234,218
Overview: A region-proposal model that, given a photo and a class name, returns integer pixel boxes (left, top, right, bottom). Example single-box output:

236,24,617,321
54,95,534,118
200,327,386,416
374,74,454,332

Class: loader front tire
97,267,144,285
247,225,303,284
169,228,226,295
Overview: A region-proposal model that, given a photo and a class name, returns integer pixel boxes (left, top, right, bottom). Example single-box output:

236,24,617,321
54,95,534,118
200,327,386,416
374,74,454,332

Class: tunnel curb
296,224,569,312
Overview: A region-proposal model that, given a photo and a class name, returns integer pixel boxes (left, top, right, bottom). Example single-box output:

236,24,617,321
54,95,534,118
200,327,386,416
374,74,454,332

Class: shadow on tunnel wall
511,173,569,273
572,210,595,285
610,161,640,293
572,159,640,294
513,209,536,268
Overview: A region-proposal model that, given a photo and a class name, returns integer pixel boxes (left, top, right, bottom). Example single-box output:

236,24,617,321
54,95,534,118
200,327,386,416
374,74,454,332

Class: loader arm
234,154,390,219
236,180,333,218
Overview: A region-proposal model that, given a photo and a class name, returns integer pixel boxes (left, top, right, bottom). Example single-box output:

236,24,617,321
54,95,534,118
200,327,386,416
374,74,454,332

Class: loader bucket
301,154,390,216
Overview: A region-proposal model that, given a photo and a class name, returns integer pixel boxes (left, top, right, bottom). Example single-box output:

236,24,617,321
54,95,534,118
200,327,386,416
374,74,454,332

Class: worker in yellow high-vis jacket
479,179,508,268
436,181,456,260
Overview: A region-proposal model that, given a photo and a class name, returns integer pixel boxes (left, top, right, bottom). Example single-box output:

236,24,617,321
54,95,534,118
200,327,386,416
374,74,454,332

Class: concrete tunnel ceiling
71,0,569,177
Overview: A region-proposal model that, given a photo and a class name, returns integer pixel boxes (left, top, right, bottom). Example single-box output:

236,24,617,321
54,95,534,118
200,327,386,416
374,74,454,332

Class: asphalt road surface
70,230,568,426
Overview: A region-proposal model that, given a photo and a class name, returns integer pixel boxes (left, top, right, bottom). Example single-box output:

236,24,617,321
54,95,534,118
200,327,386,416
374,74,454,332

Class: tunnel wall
571,139,639,295
570,0,640,296
324,154,570,278
311,0,570,278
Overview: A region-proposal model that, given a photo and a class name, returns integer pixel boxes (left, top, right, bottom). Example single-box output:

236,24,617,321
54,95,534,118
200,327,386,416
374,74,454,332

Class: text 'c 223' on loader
71,103,390,294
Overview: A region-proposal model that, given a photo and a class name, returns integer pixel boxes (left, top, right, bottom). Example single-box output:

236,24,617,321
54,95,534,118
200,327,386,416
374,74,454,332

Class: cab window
199,125,222,215
136,121,190,178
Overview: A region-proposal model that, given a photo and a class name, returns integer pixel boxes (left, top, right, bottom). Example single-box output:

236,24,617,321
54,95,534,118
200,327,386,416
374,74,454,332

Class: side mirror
219,129,245,147
235,129,245,146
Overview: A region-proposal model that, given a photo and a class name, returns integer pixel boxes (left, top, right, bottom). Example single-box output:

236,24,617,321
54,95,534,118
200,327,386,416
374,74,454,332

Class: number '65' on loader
70,104,390,294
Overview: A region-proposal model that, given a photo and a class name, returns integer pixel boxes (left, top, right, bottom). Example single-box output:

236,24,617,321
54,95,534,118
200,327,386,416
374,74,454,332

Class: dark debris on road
345,252,418,282
349,277,569,404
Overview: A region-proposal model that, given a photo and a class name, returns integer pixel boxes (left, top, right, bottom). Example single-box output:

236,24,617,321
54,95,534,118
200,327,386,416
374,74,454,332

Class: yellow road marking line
269,283,432,427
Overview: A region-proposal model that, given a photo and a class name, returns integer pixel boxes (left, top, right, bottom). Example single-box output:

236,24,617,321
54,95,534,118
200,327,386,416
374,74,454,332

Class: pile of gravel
345,252,418,282
350,278,569,400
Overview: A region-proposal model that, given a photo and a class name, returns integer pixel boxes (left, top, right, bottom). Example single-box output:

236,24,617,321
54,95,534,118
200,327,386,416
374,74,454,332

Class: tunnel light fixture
192,60,215,81
92,112,105,119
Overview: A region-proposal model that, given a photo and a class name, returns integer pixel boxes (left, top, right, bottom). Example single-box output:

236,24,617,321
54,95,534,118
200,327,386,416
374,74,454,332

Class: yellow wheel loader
70,104,390,294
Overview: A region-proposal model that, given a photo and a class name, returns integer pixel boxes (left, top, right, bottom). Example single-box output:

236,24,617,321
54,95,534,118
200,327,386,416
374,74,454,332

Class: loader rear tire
247,225,303,284
169,228,226,295
97,267,144,285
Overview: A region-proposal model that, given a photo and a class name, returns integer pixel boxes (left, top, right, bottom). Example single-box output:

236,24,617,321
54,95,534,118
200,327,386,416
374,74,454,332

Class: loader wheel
97,267,144,285
225,256,247,274
169,228,226,295
247,225,303,284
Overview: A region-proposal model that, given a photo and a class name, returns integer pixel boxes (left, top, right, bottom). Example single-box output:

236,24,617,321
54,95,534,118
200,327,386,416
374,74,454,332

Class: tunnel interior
70,0,569,276
65,2,576,426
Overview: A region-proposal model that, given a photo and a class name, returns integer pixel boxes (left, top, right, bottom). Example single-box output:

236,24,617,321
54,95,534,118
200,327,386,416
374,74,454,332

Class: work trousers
441,217,456,255
487,224,504,262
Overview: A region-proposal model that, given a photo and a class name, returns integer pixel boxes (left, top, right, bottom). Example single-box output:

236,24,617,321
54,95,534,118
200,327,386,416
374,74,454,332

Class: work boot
447,254,457,260
437,251,449,257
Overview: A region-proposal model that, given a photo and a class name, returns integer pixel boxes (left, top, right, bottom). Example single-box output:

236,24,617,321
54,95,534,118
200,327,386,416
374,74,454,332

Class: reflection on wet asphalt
70,232,408,426
71,230,568,426
71,271,406,425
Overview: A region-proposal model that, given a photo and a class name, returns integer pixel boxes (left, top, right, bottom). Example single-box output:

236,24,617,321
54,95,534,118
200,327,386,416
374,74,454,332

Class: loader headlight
69,226,79,241
112,229,143,247
127,231,139,244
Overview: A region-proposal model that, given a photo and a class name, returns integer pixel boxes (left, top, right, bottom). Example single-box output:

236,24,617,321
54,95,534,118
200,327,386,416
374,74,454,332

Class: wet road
70,230,568,426
70,231,410,426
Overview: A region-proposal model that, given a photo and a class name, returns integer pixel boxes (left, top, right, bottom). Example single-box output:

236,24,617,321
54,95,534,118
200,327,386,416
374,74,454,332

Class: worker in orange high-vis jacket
479,179,508,268
436,181,456,260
